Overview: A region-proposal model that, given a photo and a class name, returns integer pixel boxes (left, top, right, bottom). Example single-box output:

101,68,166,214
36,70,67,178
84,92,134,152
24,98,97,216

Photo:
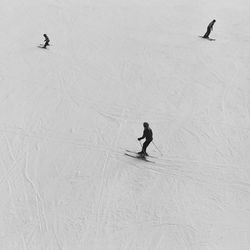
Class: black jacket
208,21,215,30
139,128,153,141
44,35,50,43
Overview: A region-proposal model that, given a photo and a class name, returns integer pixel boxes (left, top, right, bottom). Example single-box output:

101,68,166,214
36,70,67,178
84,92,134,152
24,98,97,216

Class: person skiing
43,34,50,48
203,19,216,39
137,122,153,156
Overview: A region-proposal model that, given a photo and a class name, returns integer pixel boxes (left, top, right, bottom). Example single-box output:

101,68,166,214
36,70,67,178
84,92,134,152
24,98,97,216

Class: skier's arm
138,130,146,140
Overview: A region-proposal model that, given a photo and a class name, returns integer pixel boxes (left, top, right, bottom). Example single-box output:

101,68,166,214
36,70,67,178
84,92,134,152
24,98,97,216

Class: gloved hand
137,138,141,141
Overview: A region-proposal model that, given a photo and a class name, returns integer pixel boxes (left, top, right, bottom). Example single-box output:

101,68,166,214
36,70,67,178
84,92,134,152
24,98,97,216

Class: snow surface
1,0,250,249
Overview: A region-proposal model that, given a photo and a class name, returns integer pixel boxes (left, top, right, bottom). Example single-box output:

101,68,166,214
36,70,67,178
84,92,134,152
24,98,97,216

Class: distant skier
138,122,153,156
203,19,216,39
43,34,50,48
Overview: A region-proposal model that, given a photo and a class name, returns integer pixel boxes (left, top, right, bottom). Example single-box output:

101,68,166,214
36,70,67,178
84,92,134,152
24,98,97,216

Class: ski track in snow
1,0,250,249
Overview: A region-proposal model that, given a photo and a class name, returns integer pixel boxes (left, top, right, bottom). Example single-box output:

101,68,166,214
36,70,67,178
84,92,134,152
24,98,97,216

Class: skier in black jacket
203,19,216,39
138,122,153,156
43,34,50,48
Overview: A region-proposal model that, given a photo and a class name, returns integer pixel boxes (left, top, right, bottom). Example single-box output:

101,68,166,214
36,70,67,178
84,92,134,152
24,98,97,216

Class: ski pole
152,141,163,156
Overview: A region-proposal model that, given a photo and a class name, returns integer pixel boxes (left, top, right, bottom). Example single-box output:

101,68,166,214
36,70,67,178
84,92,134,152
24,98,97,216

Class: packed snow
1,0,250,249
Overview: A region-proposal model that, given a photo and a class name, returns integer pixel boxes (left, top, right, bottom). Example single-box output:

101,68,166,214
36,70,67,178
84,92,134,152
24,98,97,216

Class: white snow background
1,0,250,249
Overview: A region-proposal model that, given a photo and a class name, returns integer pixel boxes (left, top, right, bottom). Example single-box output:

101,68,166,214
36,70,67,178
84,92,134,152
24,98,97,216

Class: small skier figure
203,19,216,39
43,34,50,48
138,122,153,156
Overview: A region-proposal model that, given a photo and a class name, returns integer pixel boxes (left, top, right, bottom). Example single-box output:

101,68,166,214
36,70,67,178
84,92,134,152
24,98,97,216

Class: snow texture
1,0,250,249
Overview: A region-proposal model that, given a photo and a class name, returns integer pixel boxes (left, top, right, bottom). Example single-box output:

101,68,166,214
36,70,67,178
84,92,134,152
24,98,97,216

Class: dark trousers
203,27,211,38
142,140,152,153
43,41,49,48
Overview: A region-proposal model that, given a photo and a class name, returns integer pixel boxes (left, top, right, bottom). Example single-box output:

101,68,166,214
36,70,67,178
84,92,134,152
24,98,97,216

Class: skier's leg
203,27,211,38
142,140,151,155
43,41,48,48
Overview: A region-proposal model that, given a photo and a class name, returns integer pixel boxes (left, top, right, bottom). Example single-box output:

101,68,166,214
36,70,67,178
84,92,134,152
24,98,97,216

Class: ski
39,44,52,46
37,45,48,49
124,153,155,163
199,36,216,41
125,150,157,159
38,43,52,49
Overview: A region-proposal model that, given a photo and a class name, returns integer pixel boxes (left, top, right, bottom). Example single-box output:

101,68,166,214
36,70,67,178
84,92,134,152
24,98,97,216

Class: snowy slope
1,0,250,249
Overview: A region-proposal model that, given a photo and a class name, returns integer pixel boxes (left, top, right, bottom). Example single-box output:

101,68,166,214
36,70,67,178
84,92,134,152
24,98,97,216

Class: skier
203,19,216,39
137,122,153,156
43,34,50,48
